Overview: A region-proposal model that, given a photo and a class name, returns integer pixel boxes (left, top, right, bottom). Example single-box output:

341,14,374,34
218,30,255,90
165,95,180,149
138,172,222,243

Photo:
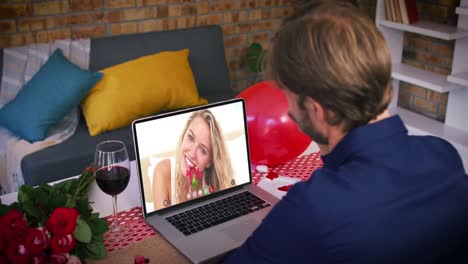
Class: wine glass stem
112,195,120,232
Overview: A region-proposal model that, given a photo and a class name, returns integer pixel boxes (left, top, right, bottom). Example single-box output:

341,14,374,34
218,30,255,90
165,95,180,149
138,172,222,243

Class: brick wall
399,0,460,122
0,0,296,92
1,0,457,117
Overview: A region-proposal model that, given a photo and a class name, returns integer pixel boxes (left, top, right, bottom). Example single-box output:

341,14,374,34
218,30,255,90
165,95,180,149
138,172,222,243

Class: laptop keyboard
166,191,271,236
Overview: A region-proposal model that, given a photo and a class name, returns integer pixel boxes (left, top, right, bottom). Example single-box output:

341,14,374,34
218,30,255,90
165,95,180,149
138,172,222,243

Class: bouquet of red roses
0,164,109,264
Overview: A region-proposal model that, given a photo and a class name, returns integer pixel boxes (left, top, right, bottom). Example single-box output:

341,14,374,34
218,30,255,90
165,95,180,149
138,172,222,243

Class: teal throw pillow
0,49,103,142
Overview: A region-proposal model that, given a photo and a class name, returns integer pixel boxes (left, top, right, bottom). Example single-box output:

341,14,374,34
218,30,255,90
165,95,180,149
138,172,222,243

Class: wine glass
94,140,130,232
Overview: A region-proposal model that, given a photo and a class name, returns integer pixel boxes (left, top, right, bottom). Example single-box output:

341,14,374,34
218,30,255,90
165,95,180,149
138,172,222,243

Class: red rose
0,237,6,252
135,255,150,264
49,234,76,254
25,227,49,255
45,208,79,236
0,254,8,264
0,209,27,239
85,164,94,173
6,236,31,264
32,253,47,264
66,255,82,264
48,253,69,264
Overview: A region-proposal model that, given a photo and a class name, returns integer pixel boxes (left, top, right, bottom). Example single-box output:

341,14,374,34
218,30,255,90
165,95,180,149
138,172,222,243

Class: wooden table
0,142,321,263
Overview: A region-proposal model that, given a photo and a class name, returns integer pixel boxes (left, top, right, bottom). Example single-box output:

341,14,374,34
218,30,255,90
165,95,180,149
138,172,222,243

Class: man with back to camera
223,1,468,263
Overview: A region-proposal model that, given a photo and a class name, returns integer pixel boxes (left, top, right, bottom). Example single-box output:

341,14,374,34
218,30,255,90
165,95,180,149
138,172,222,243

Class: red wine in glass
95,165,130,196
94,140,130,233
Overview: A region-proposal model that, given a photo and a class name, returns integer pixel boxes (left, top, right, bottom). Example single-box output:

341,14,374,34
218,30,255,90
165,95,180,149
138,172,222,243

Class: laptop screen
133,99,251,214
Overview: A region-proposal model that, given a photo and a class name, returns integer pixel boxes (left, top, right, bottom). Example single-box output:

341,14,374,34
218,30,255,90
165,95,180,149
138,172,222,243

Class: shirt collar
321,115,408,169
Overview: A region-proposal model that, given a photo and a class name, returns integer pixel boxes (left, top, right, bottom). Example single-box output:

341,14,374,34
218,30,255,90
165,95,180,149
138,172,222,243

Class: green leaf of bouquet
75,217,92,243
76,198,92,218
86,240,107,259
68,181,80,197
54,178,75,192
34,187,50,207
73,243,90,261
90,212,100,220
37,183,52,191
21,200,41,220
93,233,103,241
0,204,12,216
90,217,109,235
48,192,67,209
64,194,77,208
18,185,34,204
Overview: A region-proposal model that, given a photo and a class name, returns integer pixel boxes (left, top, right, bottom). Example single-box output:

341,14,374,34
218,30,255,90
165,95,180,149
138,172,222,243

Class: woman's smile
184,156,196,170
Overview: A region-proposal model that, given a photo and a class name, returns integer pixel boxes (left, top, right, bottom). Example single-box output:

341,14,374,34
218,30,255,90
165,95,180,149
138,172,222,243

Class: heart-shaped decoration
266,171,279,180
277,184,292,192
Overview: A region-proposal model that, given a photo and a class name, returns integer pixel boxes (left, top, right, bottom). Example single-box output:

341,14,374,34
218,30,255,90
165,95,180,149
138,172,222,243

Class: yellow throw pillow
81,49,208,136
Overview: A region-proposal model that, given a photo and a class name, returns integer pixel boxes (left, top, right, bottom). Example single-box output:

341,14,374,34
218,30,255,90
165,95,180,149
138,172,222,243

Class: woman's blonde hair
174,110,234,203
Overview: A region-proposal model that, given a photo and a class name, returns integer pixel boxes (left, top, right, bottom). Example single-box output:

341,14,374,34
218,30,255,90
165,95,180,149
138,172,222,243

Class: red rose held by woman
45,208,79,236
0,209,27,240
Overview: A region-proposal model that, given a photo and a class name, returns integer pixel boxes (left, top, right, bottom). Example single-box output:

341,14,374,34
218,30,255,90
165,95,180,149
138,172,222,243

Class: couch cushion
0,49,102,142
205,91,237,103
82,49,207,136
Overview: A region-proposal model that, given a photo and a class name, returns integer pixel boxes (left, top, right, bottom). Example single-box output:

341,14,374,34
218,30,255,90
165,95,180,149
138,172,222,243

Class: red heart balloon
236,81,312,167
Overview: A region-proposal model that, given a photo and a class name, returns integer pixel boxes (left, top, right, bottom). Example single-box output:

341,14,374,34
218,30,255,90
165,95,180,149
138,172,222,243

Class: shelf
392,106,468,170
393,107,468,146
456,7,468,16
378,20,468,40
376,0,468,171
391,63,454,93
448,71,468,86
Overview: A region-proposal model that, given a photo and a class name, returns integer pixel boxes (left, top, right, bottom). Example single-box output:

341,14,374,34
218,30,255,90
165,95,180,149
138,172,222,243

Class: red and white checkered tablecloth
252,152,323,184
104,152,323,252
104,207,157,252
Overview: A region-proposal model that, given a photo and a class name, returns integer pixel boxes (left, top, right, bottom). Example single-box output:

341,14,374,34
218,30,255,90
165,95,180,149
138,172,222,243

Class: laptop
132,98,279,263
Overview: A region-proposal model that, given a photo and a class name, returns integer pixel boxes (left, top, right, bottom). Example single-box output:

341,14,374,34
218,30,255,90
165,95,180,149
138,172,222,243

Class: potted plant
246,42,267,83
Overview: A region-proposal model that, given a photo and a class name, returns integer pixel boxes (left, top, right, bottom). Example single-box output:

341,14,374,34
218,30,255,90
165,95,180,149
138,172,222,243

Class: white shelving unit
448,70,468,86
379,20,468,40
456,7,468,16
376,0,468,170
392,63,457,93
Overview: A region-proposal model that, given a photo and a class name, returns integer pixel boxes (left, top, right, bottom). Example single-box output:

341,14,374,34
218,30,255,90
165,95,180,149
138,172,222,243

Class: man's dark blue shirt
224,115,468,263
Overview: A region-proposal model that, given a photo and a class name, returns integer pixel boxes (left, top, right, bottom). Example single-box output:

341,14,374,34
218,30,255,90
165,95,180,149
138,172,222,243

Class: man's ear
303,97,326,122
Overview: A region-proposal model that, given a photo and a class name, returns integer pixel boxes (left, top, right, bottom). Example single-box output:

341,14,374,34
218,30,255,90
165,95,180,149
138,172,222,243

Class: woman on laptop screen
153,110,235,210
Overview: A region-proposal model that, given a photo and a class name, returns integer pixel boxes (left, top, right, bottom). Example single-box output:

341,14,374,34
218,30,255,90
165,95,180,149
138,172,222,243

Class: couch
0,25,235,186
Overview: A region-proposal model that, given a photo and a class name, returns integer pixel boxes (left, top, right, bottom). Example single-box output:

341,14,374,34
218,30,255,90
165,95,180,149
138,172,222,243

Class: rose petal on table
266,171,279,180
277,185,292,192
134,255,150,263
